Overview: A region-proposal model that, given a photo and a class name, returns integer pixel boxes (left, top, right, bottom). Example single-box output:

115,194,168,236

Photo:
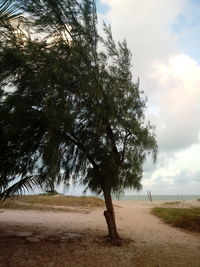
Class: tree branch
66,133,98,171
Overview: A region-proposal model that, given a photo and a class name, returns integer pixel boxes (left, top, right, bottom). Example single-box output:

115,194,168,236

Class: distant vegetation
152,207,200,232
162,201,181,206
0,195,104,212
19,195,104,206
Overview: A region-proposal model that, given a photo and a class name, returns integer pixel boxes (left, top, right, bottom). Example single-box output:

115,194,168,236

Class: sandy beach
0,200,200,266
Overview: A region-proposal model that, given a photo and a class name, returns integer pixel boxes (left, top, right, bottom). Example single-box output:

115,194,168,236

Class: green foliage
152,207,200,232
162,201,181,206
0,0,157,199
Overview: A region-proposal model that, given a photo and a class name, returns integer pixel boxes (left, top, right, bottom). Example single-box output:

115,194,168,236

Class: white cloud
100,0,200,152
150,168,200,195
141,144,200,194
150,54,200,151
101,0,188,78
98,0,200,194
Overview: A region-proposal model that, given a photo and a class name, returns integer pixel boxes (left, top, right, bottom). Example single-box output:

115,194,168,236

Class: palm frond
0,175,41,201
0,0,20,24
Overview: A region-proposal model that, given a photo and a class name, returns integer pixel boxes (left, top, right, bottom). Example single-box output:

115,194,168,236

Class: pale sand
0,200,200,266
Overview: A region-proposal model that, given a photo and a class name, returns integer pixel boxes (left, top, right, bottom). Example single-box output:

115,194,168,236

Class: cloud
97,0,200,195
99,1,200,152
141,146,200,194
101,0,188,77
150,54,200,151
141,168,200,195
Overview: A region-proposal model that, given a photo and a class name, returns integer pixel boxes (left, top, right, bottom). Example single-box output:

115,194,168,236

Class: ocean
112,195,200,201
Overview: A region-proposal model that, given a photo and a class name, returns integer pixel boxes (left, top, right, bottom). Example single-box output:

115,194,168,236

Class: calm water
113,195,200,201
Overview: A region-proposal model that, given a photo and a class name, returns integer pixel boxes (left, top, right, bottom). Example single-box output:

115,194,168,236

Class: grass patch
0,195,104,212
162,201,181,206
152,207,200,232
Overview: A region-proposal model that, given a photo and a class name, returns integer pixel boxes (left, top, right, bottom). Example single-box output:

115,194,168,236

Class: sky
92,0,200,196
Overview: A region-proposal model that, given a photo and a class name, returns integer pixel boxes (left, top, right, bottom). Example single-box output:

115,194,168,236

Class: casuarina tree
0,0,157,244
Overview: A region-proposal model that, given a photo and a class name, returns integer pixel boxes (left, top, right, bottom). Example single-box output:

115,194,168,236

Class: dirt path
0,201,200,266
115,201,200,247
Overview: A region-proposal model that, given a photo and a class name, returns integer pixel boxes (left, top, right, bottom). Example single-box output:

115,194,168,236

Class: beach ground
0,200,200,267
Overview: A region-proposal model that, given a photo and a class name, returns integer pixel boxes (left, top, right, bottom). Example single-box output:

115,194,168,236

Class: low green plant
162,201,181,206
152,207,200,232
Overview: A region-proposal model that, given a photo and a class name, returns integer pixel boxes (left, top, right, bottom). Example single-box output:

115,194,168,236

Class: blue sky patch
96,0,110,14
171,0,200,63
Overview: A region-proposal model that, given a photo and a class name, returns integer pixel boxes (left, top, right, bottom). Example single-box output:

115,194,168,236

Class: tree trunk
103,188,122,245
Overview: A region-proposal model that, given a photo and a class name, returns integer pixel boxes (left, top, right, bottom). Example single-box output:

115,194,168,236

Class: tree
0,0,157,244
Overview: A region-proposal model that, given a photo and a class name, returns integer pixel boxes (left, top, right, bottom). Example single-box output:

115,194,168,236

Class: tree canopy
0,0,157,242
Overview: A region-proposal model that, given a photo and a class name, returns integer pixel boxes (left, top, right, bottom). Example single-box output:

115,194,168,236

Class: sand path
0,200,200,266
0,200,199,245
115,201,200,247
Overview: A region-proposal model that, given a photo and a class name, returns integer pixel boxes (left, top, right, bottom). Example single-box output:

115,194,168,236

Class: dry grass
0,195,104,212
0,201,74,212
17,194,104,207
152,207,200,232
